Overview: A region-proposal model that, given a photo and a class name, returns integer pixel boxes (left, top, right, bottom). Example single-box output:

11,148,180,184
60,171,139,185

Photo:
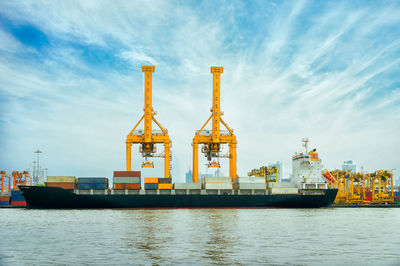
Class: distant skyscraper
185,170,193,183
268,161,282,182
342,160,356,172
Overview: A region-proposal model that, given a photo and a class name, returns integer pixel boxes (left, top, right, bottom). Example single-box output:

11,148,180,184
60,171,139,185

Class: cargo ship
18,139,338,209
19,185,337,209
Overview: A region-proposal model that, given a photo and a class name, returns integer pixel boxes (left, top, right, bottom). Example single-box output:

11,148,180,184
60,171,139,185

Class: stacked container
0,192,10,206
144,178,173,190
113,171,141,190
174,183,202,190
77,178,108,190
47,176,76,190
234,177,266,190
203,177,232,190
267,182,298,194
11,189,26,206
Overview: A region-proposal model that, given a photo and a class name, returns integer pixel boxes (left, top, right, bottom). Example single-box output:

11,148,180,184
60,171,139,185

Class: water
1,208,399,265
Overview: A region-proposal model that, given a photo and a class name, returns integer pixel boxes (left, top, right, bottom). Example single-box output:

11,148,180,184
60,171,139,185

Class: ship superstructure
292,137,327,190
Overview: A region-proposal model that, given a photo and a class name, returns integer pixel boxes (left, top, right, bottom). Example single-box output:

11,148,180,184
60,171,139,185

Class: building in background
342,160,356,172
268,161,282,182
185,170,193,183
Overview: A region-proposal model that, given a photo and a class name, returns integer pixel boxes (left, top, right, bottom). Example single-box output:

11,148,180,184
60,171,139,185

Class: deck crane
192,67,237,183
126,66,171,178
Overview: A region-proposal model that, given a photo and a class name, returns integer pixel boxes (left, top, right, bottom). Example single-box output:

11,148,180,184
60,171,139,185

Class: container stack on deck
234,177,266,190
144,178,172,190
203,177,232,190
47,176,76,190
77,177,108,195
0,192,10,206
113,171,141,190
267,182,298,194
11,189,26,206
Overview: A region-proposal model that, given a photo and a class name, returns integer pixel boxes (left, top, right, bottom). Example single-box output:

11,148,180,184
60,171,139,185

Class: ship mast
302,137,309,154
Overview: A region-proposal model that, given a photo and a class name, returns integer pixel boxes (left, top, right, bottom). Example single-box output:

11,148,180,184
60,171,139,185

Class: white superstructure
291,138,327,190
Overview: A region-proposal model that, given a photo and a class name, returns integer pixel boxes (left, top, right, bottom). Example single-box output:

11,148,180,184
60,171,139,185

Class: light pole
34,150,42,181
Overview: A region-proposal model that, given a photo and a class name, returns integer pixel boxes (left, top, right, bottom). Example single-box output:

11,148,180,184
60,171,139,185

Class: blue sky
0,0,399,181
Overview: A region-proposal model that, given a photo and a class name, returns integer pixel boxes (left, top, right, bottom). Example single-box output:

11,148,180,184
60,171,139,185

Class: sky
0,0,399,182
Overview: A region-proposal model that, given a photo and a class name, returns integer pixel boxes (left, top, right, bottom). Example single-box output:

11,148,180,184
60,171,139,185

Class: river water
0,208,399,265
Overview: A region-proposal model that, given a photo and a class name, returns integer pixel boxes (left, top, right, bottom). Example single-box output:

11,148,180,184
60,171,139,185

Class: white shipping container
268,187,298,194
267,182,296,188
234,177,265,184
205,183,232,190
174,183,202,190
234,183,266,190
113,176,141,184
204,177,232,183
47,176,76,183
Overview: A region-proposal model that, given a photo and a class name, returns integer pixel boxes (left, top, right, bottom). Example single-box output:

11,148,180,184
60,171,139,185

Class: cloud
0,0,400,181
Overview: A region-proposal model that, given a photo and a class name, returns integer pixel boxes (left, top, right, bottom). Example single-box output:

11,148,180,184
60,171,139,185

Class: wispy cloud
0,0,399,180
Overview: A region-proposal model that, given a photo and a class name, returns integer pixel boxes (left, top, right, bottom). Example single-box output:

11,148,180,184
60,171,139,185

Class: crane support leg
164,142,170,179
229,142,237,179
193,142,199,183
126,142,132,171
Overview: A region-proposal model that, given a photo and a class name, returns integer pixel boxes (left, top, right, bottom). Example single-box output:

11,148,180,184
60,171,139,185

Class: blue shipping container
77,183,108,190
11,190,22,197
78,177,108,184
0,201,9,205
144,183,158,190
11,190,25,201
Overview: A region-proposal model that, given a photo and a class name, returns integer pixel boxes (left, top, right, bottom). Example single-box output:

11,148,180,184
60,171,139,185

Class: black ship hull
19,186,338,209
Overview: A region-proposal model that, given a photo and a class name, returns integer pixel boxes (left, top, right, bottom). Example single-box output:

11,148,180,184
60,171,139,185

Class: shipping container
47,176,76,183
47,182,76,189
144,178,158,184
268,187,298,194
234,183,266,190
144,183,158,190
158,178,172,184
113,176,141,184
11,190,25,201
204,177,231,183
0,191,11,197
365,196,372,201
78,177,108,184
11,201,26,206
113,183,141,190
0,196,10,202
204,183,232,190
267,182,296,188
0,201,10,205
113,171,141,177
234,177,265,183
77,183,108,190
174,183,202,190
158,183,173,190
92,190,108,195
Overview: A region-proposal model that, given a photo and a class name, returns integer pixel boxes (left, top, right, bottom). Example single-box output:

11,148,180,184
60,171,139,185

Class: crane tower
126,66,171,178
192,67,237,183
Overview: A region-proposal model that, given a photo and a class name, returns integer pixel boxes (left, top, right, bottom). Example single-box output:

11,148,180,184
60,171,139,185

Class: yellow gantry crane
248,166,278,182
192,67,237,183
126,66,171,178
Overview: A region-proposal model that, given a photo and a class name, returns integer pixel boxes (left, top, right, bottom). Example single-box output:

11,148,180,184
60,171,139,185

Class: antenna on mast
302,137,309,154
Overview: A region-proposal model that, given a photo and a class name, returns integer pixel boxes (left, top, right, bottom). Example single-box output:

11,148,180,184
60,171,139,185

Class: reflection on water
0,208,399,265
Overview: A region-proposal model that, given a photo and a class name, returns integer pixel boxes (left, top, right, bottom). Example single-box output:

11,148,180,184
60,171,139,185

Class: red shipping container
0,196,10,202
11,201,26,206
47,182,75,189
365,196,372,201
113,171,141,177
113,183,141,190
395,196,400,201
